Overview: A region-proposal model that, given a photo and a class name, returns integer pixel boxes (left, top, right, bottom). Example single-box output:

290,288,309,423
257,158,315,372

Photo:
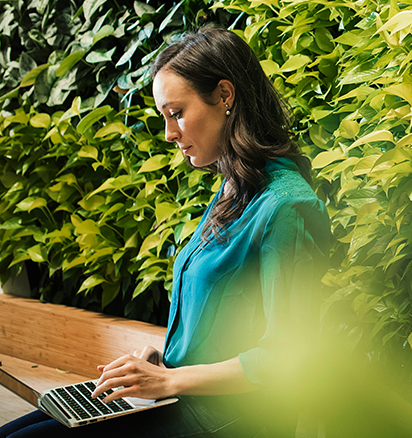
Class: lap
0,396,263,438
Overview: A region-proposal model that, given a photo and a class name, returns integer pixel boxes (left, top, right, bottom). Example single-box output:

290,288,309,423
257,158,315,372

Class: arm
92,350,258,403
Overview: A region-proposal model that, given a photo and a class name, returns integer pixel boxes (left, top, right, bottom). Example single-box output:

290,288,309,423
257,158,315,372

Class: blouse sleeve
238,197,330,387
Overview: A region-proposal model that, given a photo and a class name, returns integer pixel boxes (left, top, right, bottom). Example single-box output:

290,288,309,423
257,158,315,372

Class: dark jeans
0,396,270,438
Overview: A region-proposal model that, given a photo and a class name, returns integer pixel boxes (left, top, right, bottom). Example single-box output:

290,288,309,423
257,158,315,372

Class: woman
0,26,329,437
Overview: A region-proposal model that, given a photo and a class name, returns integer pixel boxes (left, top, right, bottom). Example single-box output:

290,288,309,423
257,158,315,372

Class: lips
179,145,192,155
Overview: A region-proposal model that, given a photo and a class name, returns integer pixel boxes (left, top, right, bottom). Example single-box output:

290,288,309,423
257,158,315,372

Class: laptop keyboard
49,381,134,420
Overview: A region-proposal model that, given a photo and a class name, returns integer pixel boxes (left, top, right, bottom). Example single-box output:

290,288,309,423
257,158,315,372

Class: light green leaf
75,219,100,235
64,256,87,271
279,54,311,72
94,122,131,138
116,39,141,67
260,60,279,76
155,202,177,224
20,64,50,87
347,130,394,151
137,234,161,259
78,195,105,211
188,170,205,188
339,120,360,139
56,51,85,77
383,83,412,106
77,106,112,134
30,113,51,129
78,145,99,160
138,155,169,173
27,244,47,263
312,149,345,169
78,274,106,293
28,198,48,213
375,10,412,35
180,218,201,242
93,25,114,44
124,230,139,248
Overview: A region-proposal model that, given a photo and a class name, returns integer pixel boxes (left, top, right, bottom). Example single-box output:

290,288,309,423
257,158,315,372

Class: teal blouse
163,158,330,387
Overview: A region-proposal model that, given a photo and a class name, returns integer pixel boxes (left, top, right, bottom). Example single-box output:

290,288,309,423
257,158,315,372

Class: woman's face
153,69,228,168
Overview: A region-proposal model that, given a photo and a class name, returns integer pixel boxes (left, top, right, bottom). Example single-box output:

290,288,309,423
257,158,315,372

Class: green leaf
116,39,141,67
348,130,394,151
180,217,201,242
312,149,345,169
279,54,311,72
77,106,112,134
20,64,50,87
155,202,178,224
78,195,105,211
64,256,87,271
137,234,161,259
383,83,412,106
94,122,131,138
30,113,51,129
260,60,279,76
56,51,85,77
78,145,99,160
93,25,114,44
159,0,185,33
85,47,116,64
27,244,47,263
375,10,412,35
28,198,48,213
78,274,106,293
102,282,120,308
75,219,100,235
83,0,108,21
138,155,169,173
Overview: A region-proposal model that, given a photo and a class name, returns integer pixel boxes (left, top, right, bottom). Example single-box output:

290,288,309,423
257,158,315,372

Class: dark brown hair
152,25,311,241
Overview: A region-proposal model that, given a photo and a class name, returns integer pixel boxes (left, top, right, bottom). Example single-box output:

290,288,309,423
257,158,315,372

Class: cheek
177,119,186,131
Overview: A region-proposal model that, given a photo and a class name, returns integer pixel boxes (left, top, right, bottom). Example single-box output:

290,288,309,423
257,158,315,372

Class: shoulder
259,159,320,215
256,164,329,248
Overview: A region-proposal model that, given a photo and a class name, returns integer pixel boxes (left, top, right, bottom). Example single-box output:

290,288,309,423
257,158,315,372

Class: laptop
0,365,178,428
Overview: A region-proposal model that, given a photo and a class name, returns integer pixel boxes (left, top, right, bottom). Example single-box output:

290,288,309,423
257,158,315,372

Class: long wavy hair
151,26,311,242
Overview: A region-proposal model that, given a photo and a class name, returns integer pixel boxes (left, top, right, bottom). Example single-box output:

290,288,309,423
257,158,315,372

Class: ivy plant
0,96,222,323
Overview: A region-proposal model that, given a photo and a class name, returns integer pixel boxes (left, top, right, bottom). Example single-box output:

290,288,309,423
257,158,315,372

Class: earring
225,103,231,116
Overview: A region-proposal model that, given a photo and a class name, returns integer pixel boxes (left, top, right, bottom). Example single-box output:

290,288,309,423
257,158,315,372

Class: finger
92,375,130,399
96,363,129,388
99,385,140,404
99,355,131,374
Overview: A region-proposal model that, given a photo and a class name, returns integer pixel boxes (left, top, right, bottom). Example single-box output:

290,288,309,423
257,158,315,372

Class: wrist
166,366,185,396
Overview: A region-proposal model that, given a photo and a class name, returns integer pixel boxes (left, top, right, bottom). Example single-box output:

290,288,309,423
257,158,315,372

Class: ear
217,79,235,108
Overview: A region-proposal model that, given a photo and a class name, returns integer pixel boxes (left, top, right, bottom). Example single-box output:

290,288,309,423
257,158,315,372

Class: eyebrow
161,101,177,109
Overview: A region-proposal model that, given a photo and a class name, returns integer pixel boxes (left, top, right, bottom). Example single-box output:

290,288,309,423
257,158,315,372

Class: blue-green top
163,158,330,387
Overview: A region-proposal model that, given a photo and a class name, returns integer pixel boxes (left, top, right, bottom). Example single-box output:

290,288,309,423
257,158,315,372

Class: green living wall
1,0,412,376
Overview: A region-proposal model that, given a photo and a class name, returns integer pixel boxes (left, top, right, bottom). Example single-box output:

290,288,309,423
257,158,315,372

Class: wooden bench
0,294,166,425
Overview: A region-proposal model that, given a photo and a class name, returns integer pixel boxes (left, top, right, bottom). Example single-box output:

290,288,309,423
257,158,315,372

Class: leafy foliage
0,97,221,322
0,0,223,112
0,0,234,323
2,0,412,378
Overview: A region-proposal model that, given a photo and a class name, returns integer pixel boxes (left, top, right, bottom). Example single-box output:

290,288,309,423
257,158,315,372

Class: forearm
168,357,259,396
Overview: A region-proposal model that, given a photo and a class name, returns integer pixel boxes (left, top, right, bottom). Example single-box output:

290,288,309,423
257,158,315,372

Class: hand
134,345,165,367
92,348,174,403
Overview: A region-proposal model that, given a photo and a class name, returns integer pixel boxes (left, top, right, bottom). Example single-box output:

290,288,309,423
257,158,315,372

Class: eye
169,110,182,120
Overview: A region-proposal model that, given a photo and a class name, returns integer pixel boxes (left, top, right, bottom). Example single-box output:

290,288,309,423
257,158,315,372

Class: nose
165,120,180,143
